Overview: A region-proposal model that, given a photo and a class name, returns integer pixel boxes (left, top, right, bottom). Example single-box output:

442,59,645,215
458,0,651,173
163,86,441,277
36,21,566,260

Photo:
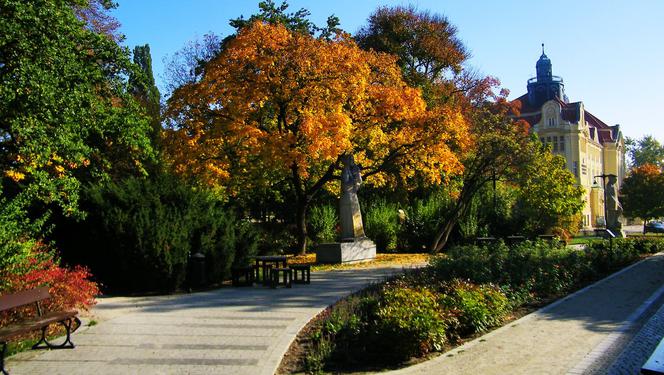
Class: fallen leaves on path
287,253,431,271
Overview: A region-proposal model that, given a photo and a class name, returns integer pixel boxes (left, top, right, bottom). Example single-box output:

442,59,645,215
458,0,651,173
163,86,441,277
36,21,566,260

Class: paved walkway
6,267,401,375
6,254,664,375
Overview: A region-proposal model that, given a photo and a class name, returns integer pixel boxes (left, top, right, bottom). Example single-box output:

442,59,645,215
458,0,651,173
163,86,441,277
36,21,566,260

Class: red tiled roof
513,93,538,114
511,94,616,144
585,109,615,142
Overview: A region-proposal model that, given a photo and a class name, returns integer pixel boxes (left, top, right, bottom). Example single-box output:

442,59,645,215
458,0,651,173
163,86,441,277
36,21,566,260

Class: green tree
430,98,532,253
621,164,664,225
355,5,468,98
513,142,585,234
625,135,664,169
130,44,162,145
228,0,341,39
0,0,154,230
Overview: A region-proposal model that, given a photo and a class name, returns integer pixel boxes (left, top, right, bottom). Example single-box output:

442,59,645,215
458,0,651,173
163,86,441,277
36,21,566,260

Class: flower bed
280,238,664,374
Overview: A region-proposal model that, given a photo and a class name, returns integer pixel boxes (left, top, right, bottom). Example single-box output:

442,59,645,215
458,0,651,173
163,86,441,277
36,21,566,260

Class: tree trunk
290,159,339,255
296,199,308,255
430,199,467,253
430,180,481,253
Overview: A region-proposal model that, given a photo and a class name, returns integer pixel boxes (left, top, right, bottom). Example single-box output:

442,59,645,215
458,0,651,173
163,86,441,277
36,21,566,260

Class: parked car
644,221,664,234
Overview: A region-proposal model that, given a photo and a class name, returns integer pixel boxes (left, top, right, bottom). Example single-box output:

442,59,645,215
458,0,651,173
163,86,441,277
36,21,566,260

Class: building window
560,136,565,151
547,136,551,144
553,136,558,151
573,161,578,177
548,118,555,127
540,137,545,144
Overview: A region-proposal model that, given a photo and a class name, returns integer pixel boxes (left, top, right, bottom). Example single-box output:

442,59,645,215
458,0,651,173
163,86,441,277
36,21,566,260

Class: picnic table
253,256,288,285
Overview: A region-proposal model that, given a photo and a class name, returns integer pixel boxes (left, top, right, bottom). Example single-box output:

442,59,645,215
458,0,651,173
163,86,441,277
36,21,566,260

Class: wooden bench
642,336,664,375
0,287,81,375
291,264,311,284
270,268,292,289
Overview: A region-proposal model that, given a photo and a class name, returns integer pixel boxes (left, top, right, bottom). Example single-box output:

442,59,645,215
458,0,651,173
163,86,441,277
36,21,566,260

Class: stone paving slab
6,267,400,375
606,295,664,374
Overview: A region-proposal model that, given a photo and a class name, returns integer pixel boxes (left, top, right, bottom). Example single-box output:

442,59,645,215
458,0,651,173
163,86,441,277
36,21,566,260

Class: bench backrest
0,287,50,311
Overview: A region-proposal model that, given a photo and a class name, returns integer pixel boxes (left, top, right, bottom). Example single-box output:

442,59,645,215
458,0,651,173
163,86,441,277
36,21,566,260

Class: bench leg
1,341,7,375
270,269,277,289
32,317,80,350
283,271,291,288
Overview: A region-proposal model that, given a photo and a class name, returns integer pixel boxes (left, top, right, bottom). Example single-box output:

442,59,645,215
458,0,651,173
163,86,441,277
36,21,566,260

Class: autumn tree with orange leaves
164,22,470,254
621,163,664,228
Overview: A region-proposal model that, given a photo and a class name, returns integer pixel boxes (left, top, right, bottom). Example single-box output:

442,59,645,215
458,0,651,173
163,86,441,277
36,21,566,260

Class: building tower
526,44,569,107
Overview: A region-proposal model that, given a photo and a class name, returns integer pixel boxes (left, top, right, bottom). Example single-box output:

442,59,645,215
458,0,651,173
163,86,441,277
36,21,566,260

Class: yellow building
514,47,625,229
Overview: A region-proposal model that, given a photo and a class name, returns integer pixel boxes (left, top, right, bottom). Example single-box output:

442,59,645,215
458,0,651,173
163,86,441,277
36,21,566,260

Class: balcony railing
527,75,564,84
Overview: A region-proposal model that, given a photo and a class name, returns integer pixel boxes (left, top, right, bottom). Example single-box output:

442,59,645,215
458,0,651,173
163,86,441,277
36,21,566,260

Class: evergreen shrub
56,174,257,293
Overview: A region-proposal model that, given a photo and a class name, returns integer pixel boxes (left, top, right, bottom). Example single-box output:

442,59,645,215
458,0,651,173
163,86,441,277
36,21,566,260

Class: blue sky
112,0,663,141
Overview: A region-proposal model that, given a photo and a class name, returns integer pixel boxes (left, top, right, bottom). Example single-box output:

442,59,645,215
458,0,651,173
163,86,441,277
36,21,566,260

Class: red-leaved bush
0,248,99,331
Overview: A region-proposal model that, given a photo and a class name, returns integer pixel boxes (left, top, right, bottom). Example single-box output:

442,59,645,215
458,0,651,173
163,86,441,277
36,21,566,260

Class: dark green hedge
55,174,257,293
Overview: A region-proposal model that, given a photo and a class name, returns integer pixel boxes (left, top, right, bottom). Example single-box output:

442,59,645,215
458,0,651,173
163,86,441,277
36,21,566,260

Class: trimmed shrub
364,200,399,252
371,284,448,360
304,293,370,373
584,239,640,276
439,280,509,335
430,242,508,284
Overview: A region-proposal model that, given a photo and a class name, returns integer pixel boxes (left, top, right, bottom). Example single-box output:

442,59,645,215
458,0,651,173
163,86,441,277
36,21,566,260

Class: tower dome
536,44,552,80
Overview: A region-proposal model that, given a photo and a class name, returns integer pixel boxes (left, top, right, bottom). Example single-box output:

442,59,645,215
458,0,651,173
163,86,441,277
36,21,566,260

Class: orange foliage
633,163,661,176
164,22,469,193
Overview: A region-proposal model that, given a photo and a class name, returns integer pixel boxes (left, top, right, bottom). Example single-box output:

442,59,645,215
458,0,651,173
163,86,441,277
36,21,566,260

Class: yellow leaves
5,170,26,182
54,165,65,177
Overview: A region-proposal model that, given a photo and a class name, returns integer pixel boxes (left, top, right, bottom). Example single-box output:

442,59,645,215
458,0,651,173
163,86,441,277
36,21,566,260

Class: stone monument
315,155,376,264
605,175,625,237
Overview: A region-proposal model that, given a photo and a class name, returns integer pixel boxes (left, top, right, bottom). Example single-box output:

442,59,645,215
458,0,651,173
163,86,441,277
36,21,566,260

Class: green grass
6,338,40,357
569,236,600,245
4,328,68,357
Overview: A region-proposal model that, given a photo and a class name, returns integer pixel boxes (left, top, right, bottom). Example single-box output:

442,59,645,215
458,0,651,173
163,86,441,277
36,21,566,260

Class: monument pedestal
315,238,376,264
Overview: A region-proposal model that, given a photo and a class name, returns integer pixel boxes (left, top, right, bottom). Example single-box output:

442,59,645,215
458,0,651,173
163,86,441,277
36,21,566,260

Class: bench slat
0,286,50,311
0,310,77,341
